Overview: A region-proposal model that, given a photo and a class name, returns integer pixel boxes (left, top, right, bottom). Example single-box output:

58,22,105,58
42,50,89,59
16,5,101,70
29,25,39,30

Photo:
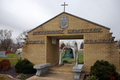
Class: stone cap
34,63,51,69
72,64,83,72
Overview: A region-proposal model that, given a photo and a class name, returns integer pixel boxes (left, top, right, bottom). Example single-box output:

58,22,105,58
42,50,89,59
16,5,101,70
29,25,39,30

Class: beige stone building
22,12,120,72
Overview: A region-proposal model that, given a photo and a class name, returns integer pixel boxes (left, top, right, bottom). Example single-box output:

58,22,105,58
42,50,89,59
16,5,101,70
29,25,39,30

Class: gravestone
18,52,22,58
16,51,21,54
0,51,8,57
78,51,83,54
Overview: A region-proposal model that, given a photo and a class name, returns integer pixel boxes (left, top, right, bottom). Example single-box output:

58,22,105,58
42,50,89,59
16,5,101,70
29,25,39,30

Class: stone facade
22,12,120,72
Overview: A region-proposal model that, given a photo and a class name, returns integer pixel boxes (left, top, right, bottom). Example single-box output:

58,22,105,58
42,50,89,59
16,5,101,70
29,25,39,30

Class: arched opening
46,35,84,67
59,39,84,65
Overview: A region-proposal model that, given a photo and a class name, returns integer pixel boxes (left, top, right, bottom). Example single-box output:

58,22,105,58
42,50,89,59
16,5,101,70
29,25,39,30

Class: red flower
18,53,20,54
6,52,8,54
109,72,115,80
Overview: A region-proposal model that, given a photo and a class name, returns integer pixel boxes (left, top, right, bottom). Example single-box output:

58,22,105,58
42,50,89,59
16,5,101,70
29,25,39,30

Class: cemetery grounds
0,53,35,80
0,53,120,80
0,53,120,67
0,53,84,65
1,52,120,66
0,53,19,65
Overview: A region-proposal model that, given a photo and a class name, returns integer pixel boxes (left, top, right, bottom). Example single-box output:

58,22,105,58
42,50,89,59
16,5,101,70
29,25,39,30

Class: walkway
27,72,86,80
27,63,86,80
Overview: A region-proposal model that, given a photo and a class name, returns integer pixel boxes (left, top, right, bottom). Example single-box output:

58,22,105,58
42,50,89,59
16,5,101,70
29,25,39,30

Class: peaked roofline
65,12,110,30
28,12,110,33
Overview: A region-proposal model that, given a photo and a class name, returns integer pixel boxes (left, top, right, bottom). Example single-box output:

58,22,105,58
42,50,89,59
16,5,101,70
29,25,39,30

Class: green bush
0,76,4,79
86,75,98,80
16,73,27,79
90,60,118,80
0,59,11,71
15,58,36,74
63,60,68,63
79,61,84,64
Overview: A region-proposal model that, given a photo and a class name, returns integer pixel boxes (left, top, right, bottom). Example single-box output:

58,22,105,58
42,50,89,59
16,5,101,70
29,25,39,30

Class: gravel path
0,65,35,80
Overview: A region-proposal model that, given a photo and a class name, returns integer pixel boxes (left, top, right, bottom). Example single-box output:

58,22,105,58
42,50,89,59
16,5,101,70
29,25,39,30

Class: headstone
18,52,22,58
16,51,21,54
0,51,8,57
78,51,83,54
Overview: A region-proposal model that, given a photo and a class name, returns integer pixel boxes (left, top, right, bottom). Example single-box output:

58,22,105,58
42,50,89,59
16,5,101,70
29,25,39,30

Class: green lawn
0,53,20,65
1,53,119,65
62,54,84,64
1,53,83,65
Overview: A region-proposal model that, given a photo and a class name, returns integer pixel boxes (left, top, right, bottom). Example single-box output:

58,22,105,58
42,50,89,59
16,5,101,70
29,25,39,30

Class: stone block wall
22,12,120,72
46,37,59,66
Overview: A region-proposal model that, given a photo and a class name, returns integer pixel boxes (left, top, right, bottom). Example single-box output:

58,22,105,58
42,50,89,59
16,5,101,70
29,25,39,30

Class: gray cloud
0,0,120,40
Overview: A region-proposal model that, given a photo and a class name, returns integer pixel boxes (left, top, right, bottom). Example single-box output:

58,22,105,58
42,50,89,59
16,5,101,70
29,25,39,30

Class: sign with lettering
33,30,63,35
84,38,114,44
68,28,102,34
26,40,45,44
33,28,102,35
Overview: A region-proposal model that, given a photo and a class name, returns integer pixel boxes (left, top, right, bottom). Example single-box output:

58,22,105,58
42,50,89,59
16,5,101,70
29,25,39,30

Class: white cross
61,2,68,12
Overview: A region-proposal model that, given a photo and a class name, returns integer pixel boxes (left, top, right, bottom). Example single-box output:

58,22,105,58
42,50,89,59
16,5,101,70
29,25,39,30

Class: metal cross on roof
61,2,68,12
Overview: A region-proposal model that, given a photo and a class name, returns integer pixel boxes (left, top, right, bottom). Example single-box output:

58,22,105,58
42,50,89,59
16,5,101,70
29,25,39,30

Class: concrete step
42,72,74,80
49,69,73,73
27,72,86,80
49,64,75,73
27,76,64,80
49,67,73,73
27,72,75,80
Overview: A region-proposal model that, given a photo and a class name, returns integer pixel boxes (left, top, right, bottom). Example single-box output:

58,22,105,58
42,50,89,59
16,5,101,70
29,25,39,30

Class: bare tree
16,30,29,49
80,42,84,49
0,29,13,50
117,40,120,49
61,43,66,49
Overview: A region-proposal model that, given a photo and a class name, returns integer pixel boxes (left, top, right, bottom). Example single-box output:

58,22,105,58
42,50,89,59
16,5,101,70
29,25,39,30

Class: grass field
62,54,84,64
0,53,20,65
0,53,83,65
1,53,119,65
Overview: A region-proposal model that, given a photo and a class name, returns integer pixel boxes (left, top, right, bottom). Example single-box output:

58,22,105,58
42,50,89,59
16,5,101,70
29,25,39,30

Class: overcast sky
0,0,120,42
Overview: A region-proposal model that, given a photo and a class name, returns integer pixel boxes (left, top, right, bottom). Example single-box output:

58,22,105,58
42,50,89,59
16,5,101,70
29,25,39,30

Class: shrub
86,75,98,80
0,76,4,79
90,60,118,80
16,73,27,79
79,61,84,64
15,58,36,74
0,59,11,71
63,60,68,63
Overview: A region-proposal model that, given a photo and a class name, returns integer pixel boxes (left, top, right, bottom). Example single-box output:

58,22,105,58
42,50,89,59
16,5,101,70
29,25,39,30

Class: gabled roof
28,12,110,33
